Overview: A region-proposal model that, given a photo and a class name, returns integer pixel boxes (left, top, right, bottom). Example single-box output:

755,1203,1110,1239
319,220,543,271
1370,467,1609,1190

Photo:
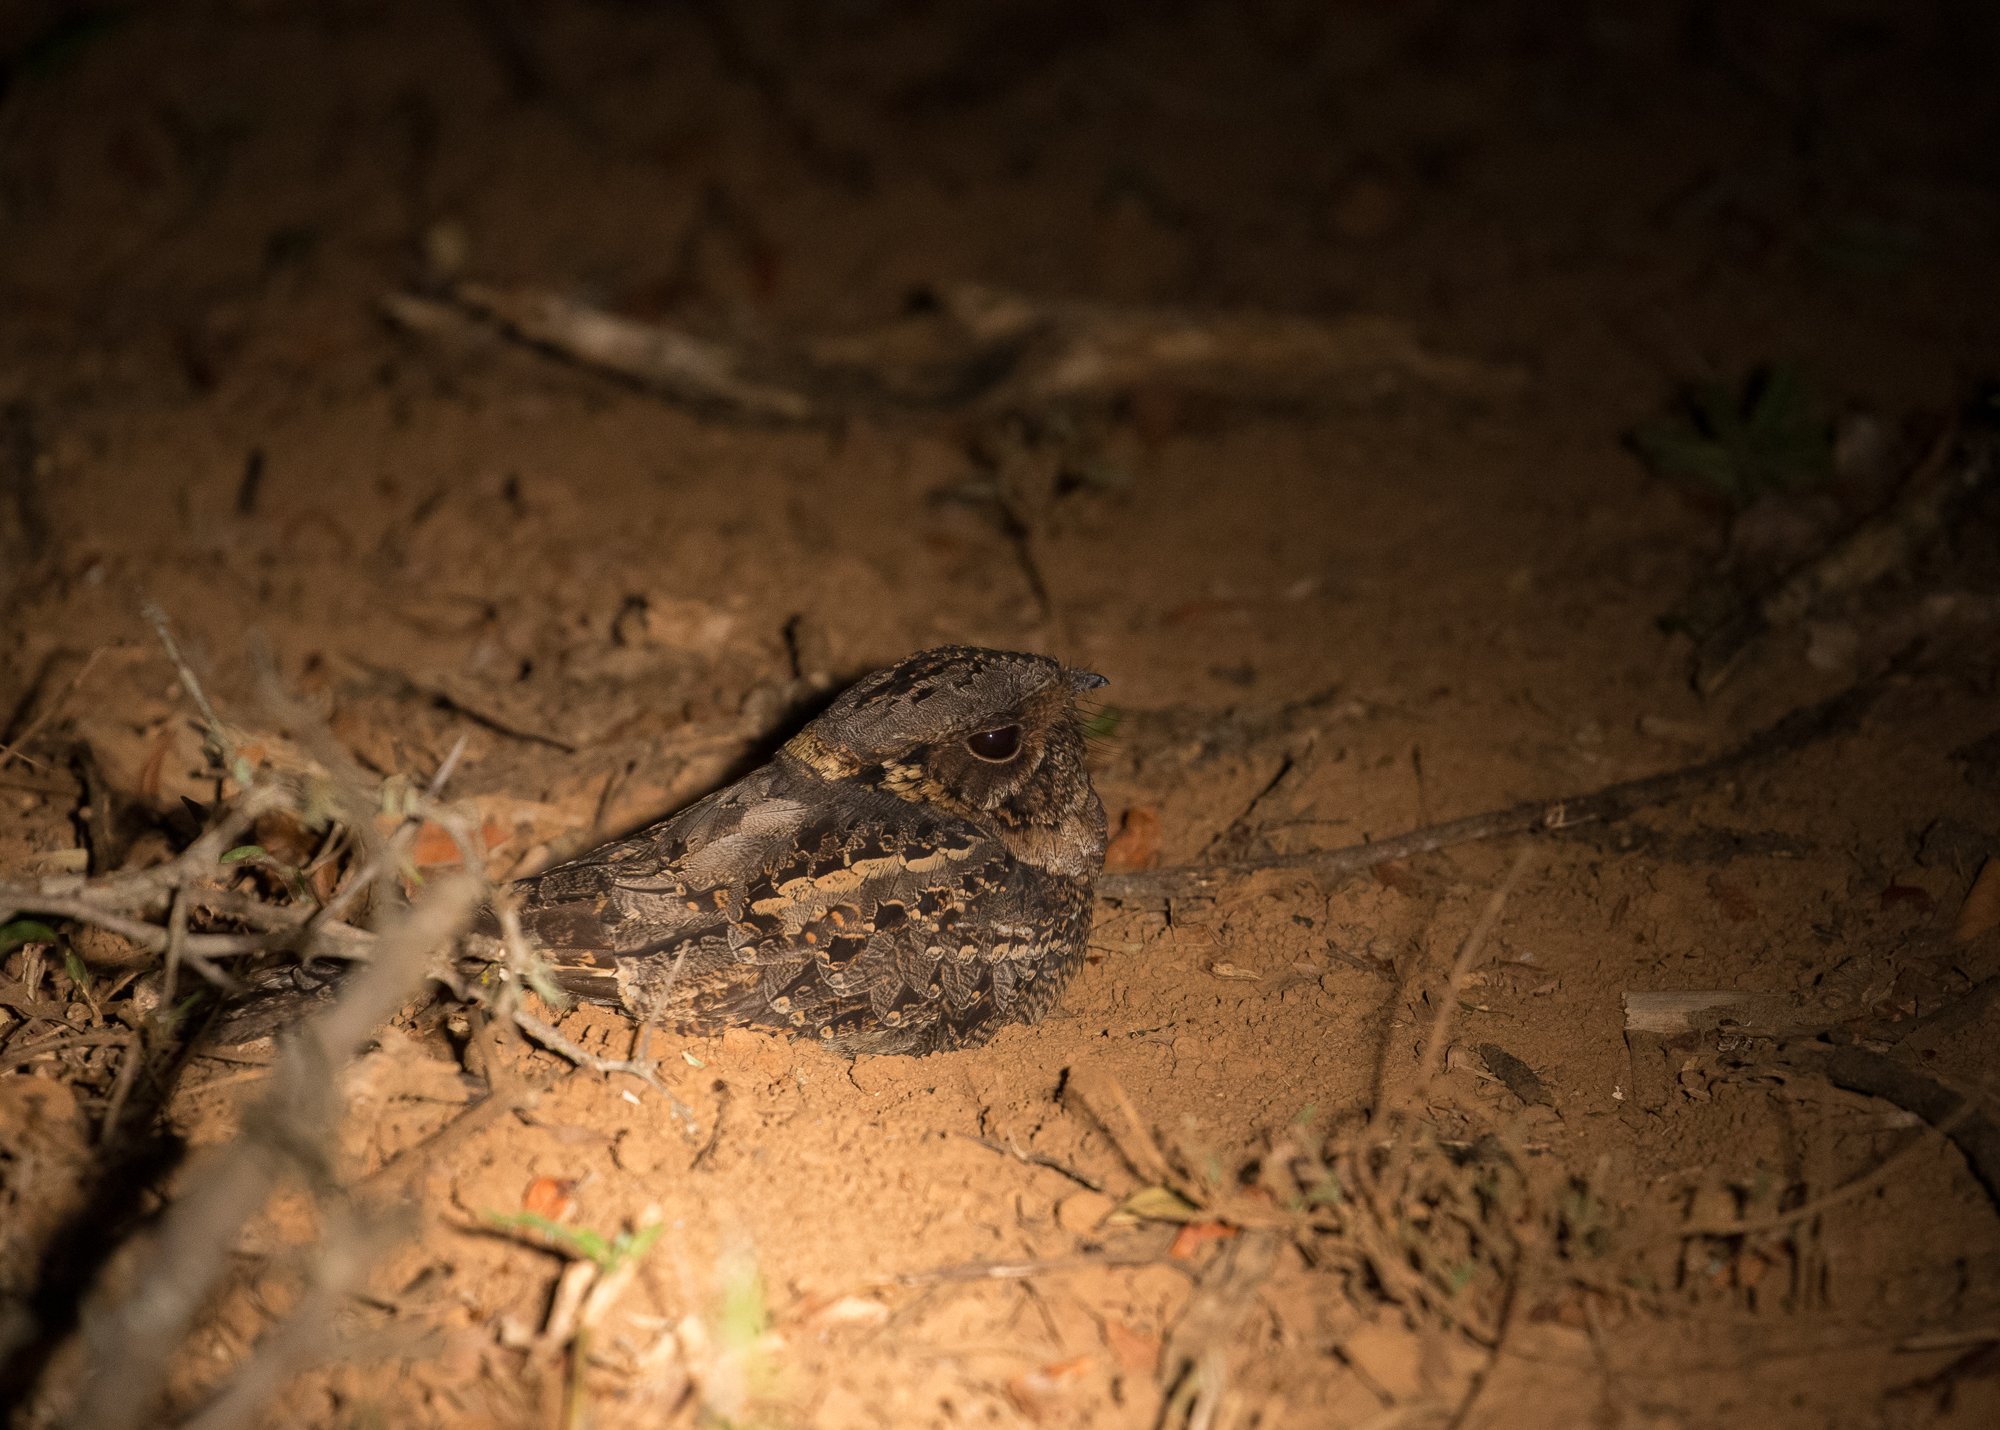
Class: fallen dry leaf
1169,1220,1238,1258
1209,961,1261,981
522,1176,577,1222
408,818,508,868
1958,858,2000,942
800,1294,890,1330
1707,873,1757,922
1372,859,1416,894
1101,1319,1159,1376
253,808,320,868
1103,806,1163,872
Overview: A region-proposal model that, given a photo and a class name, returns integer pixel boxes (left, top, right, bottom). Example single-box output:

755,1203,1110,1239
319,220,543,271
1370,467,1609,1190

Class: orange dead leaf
410,819,507,868
254,809,319,869
522,1176,576,1221
1372,859,1416,894
1103,806,1163,872
1706,873,1756,922
1102,1319,1159,1375
410,822,460,867
137,727,175,802
1169,1220,1238,1258
1958,858,2000,943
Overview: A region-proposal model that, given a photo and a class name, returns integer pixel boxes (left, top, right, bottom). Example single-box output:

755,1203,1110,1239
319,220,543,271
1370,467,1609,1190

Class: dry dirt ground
4,3,2000,1428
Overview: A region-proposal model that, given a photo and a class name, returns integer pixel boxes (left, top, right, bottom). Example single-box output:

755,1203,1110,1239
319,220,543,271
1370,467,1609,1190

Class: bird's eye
965,725,1022,762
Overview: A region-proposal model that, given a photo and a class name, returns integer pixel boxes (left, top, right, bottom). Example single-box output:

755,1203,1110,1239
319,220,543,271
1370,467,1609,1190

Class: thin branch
72,875,482,1430
512,1008,660,1087
0,645,108,772
0,1029,132,1073
1097,665,1889,902
1403,845,1536,1118
1373,845,1534,1198
96,1031,142,1146
950,1131,1106,1193
140,596,232,758
864,1248,1179,1288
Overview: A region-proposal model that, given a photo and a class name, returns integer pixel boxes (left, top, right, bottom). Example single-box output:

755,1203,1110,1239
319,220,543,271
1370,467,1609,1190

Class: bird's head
784,645,1109,877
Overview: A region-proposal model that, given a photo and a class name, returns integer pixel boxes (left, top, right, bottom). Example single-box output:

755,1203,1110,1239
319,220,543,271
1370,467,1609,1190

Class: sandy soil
4,2,2000,1427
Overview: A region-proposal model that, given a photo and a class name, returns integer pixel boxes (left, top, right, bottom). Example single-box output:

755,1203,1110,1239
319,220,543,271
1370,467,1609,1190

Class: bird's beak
1069,669,1109,692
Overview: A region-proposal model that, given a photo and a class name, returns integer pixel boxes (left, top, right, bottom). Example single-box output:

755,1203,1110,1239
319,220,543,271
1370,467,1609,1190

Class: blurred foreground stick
1098,663,1889,905
382,280,1527,422
71,874,481,1430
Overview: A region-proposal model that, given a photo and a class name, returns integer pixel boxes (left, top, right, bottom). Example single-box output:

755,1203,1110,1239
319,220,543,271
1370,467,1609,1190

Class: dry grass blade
1159,1230,1285,1430
1063,1064,1175,1186
1396,844,1536,1124
0,645,107,772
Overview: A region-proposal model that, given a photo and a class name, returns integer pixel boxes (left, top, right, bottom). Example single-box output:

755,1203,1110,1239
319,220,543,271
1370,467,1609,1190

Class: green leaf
0,920,61,954
63,951,93,990
1081,707,1123,740
1627,363,1831,508
220,845,268,863
162,991,205,1027
715,1254,770,1347
614,1221,667,1268
482,1209,647,1269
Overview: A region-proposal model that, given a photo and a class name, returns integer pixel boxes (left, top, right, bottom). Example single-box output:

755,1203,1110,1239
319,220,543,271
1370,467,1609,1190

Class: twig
951,1131,1106,1192
174,1205,397,1430
0,891,252,981
1678,1048,1997,1233
512,1008,661,1087
1694,426,1992,691
140,596,232,758
160,884,190,1016
1400,845,1536,1119
0,1029,132,1073
866,1247,1179,1288
1675,1115,1966,1238
1368,845,1534,1210
427,732,471,799
1159,1230,1284,1428
1097,664,1889,903
0,645,107,772
96,1030,142,1146
1063,1066,1175,1186
688,1079,729,1172
358,1075,543,1198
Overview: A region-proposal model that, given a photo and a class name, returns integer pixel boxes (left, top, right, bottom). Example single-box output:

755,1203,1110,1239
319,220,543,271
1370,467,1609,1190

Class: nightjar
491,646,1108,1055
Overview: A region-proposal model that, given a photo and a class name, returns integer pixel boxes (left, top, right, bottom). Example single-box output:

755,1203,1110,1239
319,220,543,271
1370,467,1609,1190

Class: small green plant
714,1253,771,1350
482,1209,665,1273
1628,363,1832,508
0,920,60,954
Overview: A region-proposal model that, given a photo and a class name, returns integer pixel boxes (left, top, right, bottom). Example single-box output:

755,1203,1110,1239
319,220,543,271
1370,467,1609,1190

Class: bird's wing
508,762,1086,1052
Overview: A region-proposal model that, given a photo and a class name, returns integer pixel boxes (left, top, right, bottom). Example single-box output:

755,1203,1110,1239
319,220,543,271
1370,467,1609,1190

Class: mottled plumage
495,646,1107,1055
